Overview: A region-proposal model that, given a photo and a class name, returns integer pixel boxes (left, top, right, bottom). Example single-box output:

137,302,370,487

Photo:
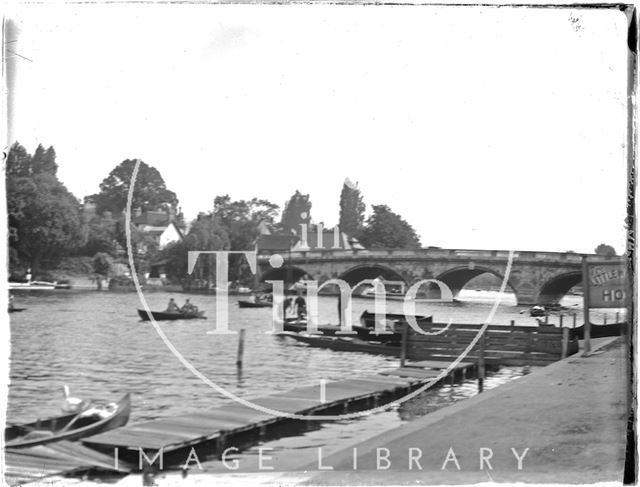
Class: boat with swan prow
5,388,131,448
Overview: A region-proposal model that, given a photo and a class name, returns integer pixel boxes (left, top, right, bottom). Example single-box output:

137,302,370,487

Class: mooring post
573,313,577,328
400,321,409,368
604,313,607,325
510,319,515,327
478,332,486,393
544,314,549,324
561,326,569,359
616,311,620,323
559,314,564,328
237,328,246,368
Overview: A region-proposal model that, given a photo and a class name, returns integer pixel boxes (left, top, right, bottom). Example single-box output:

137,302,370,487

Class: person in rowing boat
295,294,307,320
181,299,198,314
166,298,180,313
283,297,293,317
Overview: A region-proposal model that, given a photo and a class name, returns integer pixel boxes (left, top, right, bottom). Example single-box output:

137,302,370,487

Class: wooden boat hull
137,309,206,321
284,332,401,356
569,322,626,340
237,301,272,308
283,318,400,343
5,393,131,448
8,308,26,313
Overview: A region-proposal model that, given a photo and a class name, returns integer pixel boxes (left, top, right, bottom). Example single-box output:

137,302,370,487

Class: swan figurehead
61,385,88,413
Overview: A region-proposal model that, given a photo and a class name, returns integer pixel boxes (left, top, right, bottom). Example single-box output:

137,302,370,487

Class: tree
6,143,85,273
281,190,311,234
82,214,118,257
92,252,112,290
88,159,178,215
213,195,279,283
159,214,229,285
8,172,85,273
595,244,617,257
358,205,421,249
338,178,365,237
31,144,58,175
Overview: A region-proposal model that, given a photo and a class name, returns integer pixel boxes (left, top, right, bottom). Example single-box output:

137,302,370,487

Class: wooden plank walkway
81,360,471,468
4,440,132,485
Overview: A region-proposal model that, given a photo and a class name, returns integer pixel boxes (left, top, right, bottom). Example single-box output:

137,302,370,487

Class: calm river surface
6,289,616,426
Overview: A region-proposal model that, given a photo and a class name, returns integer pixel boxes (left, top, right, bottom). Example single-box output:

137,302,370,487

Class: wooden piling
237,329,246,368
400,322,409,368
544,314,549,324
561,327,569,359
573,313,577,328
478,332,486,393
559,315,564,327
604,314,608,325
510,320,515,327
616,312,620,323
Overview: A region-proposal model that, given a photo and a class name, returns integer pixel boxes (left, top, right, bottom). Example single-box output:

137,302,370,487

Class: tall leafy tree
338,178,365,237
594,244,617,257
88,159,178,215
213,195,279,283
281,190,311,234
7,143,84,273
358,205,421,249
159,214,229,285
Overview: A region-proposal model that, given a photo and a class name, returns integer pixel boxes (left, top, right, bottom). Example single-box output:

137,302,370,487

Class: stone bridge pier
257,248,594,306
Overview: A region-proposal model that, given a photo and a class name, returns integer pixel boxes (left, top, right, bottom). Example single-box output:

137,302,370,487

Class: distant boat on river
238,300,272,308
137,309,206,321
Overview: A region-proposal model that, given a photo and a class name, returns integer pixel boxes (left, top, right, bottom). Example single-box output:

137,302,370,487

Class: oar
56,410,87,434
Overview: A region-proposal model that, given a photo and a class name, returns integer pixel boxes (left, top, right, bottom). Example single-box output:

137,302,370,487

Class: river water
6,289,620,428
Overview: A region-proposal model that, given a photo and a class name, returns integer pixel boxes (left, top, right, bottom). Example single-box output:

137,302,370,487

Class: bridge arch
260,265,311,286
536,272,582,305
338,264,407,291
436,266,518,303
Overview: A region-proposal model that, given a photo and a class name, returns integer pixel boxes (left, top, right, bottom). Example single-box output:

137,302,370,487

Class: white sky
5,4,631,254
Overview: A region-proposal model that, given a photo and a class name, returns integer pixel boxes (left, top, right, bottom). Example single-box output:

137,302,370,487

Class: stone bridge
256,248,603,305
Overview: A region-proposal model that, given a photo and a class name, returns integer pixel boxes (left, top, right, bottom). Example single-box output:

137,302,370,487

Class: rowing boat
137,309,206,321
237,300,272,308
5,394,131,448
283,332,402,356
359,310,432,329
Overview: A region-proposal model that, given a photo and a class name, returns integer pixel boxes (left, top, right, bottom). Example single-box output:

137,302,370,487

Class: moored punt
8,307,27,313
283,319,402,343
5,393,131,448
283,332,402,356
237,300,272,308
137,309,206,321
359,310,432,329
569,321,627,340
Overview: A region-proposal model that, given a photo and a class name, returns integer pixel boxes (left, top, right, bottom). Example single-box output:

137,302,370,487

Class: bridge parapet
257,248,593,265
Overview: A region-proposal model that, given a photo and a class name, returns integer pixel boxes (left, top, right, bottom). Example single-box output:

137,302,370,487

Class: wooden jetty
403,321,578,366
81,360,477,471
4,440,132,485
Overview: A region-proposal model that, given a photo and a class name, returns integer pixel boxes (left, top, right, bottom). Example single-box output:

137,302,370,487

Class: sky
4,3,631,254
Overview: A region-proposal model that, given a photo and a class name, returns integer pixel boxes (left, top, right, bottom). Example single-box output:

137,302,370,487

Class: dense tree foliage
88,159,178,215
358,205,421,249
213,195,279,283
594,243,617,257
280,190,311,234
7,143,84,273
82,214,118,256
338,178,365,237
158,214,230,285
